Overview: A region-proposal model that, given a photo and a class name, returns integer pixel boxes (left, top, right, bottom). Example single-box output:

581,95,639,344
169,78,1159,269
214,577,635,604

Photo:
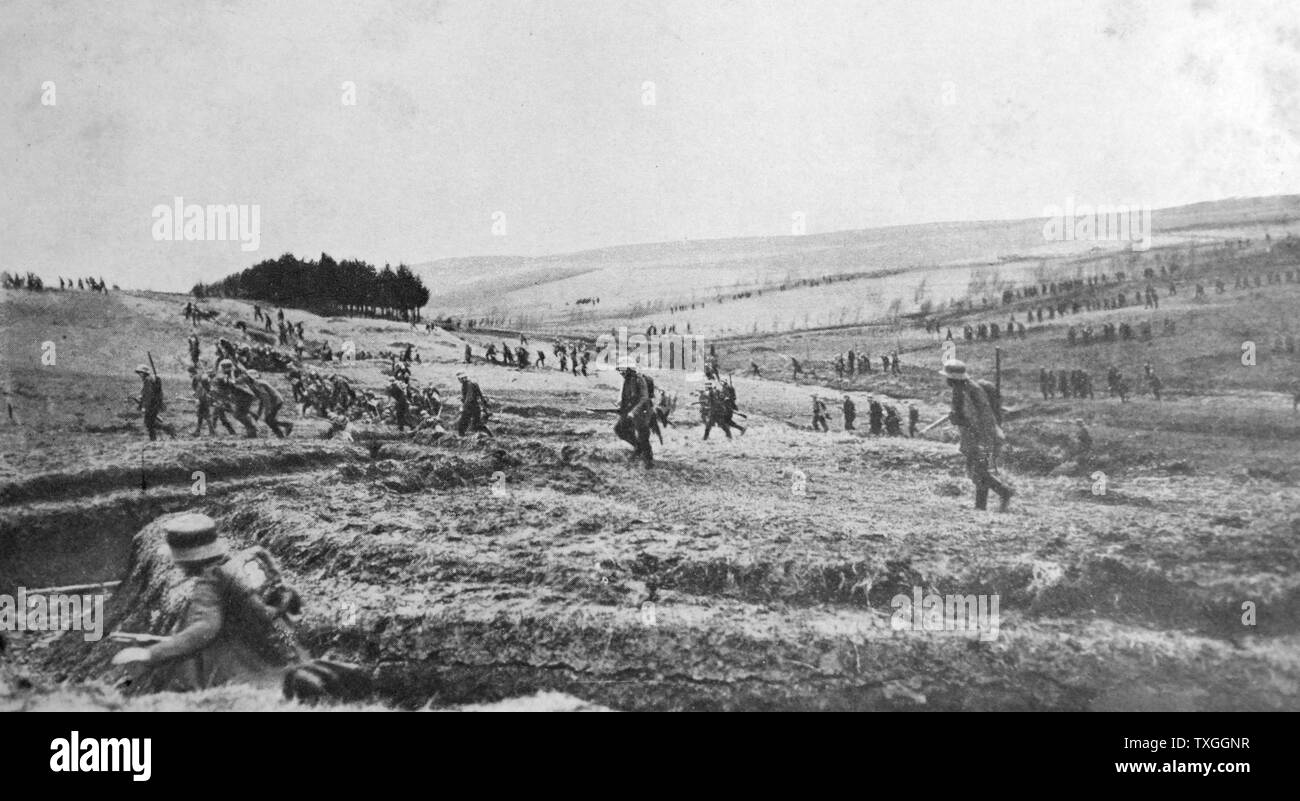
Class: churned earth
2,288,1298,711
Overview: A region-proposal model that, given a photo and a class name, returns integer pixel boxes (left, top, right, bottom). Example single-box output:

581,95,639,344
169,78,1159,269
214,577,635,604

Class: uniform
136,368,177,440
615,365,654,465
945,361,1013,511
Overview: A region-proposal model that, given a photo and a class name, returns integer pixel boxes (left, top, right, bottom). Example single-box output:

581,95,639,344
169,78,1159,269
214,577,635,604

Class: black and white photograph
0,0,1294,747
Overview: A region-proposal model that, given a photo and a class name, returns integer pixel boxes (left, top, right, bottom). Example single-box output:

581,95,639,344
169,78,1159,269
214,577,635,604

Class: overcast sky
3,0,1298,292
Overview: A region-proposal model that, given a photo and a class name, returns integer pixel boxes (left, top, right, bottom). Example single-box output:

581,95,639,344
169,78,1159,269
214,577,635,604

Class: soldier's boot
974,485,989,511
998,486,1014,512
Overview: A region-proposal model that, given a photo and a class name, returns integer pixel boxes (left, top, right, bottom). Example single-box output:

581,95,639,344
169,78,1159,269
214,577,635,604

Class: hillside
3,251,1299,710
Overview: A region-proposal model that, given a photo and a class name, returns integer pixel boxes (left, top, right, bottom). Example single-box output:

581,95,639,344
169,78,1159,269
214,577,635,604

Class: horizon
5,0,1300,292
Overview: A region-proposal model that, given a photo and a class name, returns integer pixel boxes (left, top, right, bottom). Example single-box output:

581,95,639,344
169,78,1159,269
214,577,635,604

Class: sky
3,0,1299,292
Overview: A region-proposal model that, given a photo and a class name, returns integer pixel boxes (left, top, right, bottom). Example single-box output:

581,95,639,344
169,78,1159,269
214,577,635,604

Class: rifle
148,351,158,378
108,631,166,645
586,407,622,414
919,413,951,434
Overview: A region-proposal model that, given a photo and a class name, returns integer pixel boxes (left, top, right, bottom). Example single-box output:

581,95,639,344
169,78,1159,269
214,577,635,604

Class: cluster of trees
193,253,430,321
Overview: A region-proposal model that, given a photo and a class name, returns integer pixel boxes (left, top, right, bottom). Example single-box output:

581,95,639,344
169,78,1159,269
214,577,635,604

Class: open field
4,210,1299,710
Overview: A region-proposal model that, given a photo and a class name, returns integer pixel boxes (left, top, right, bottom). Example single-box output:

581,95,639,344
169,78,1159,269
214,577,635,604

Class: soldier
1074,418,1093,462
701,382,732,440
212,359,259,437
536,349,546,369
580,352,590,376
559,350,568,372
190,368,230,436
1058,370,1070,399
1147,371,1163,401
943,360,1014,511
720,379,744,435
516,346,530,369
1039,367,1052,399
884,404,902,436
134,365,177,440
614,359,654,466
842,395,856,430
188,333,201,367
456,371,492,436
387,378,410,431
907,402,919,437
570,344,580,376
110,514,299,692
246,370,290,438
790,357,802,379
868,396,883,435
811,395,829,432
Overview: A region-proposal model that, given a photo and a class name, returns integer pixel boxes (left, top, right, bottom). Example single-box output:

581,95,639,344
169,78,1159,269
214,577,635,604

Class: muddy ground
2,288,1298,711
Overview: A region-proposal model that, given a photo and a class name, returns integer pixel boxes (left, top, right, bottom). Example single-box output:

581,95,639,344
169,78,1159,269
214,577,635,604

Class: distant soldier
559,351,568,372
134,364,177,441
1075,418,1093,461
868,396,883,435
246,370,289,438
883,404,902,436
1147,371,1163,401
464,343,473,364
1039,367,1052,400
720,379,744,435
515,346,530,369
907,402,919,437
536,349,546,369
842,395,856,430
387,379,410,431
188,333,201,367
811,395,829,432
486,343,498,364
749,361,761,377
190,368,231,436
1058,370,1070,398
790,357,802,379
614,360,654,465
456,371,492,436
943,360,1013,511
701,382,733,440
212,359,259,438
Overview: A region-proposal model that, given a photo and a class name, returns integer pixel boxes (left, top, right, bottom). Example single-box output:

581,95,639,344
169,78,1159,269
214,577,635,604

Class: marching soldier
842,395,856,430
212,359,259,438
134,364,177,440
868,396,883,435
614,359,654,465
907,402,919,437
246,370,290,438
456,371,492,435
943,360,1014,511
811,395,829,432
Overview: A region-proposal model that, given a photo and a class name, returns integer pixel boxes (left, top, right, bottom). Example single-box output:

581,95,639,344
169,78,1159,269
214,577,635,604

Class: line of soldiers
831,351,903,378
188,358,290,438
476,339,591,376
1038,368,1095,400
818,394,918,436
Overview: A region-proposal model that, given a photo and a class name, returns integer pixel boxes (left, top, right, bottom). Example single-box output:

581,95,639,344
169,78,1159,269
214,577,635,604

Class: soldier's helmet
455,370,467,380
617,357,637,373
941,360,968,381
218,359,234,372
134,364,151,376
161,513,226,564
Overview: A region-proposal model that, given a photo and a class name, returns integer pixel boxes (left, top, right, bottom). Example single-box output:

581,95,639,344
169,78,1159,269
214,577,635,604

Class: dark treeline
191,252,430,321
